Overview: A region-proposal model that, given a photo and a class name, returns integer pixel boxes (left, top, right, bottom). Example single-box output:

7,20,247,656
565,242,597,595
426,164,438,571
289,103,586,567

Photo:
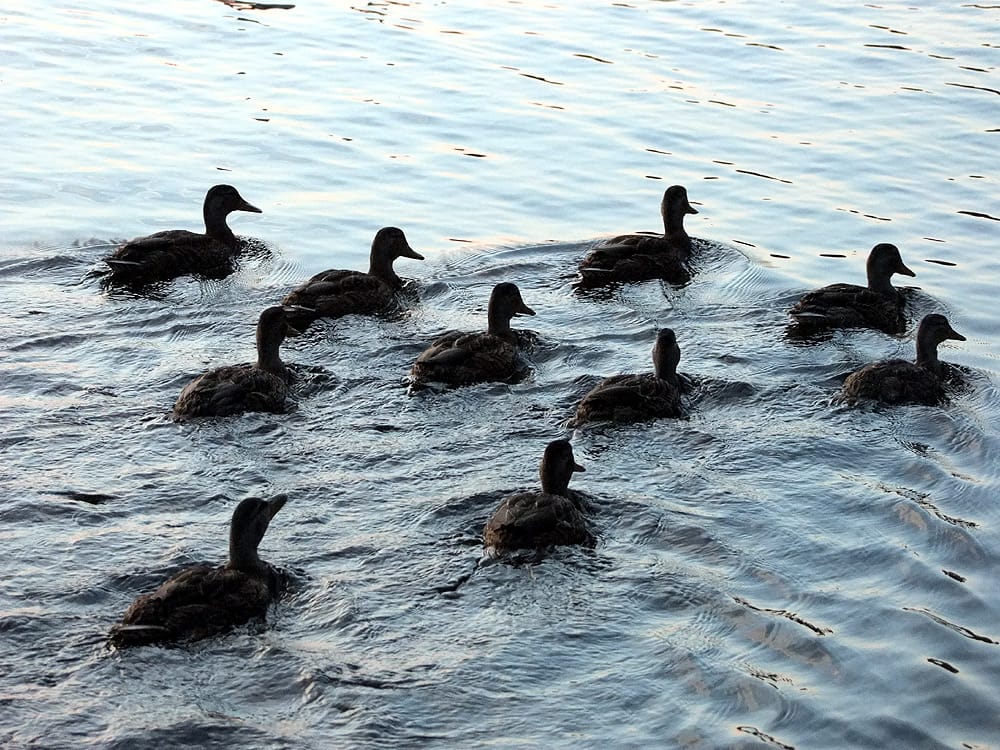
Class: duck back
841,359,947,405
578,243,691,286
483,491,588,550
106,232,238,284
790,283,907,334
111,563,280,647
172,365,288,420
411,331,524,386
572,372,683,425
282,269,398,323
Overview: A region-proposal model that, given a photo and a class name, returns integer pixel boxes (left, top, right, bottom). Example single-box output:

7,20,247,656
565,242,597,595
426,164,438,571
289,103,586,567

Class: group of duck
102,182,970,648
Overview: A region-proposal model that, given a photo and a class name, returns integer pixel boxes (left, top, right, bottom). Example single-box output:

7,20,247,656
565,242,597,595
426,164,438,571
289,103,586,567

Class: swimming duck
172,306,296,420
281,227,424,331
840,313,966,405
104,184,262,285
410,282,536,387
578,185,698,286
571,328,684,425
483,440,588,551
788,243,915,334
110,495,288,647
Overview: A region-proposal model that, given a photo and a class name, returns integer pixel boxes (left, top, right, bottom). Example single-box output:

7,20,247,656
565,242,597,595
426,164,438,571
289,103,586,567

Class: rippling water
3,1,999,748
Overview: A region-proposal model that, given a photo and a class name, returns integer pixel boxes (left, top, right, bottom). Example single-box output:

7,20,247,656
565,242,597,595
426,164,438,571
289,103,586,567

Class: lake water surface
2,1,999,748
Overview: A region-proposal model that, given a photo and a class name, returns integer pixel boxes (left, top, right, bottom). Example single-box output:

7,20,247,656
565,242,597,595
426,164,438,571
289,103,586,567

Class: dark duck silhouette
281,226,425,331
110,495,288,648
571,328,684,426
103,184,262,285
483,440,588,551
172,306,297,420
410,282,536,387
840,313,966,405
578,185,698,286
788,243,915,335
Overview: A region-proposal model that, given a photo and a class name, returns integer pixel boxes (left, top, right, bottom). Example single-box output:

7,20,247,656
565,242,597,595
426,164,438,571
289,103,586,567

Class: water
2,1,999,748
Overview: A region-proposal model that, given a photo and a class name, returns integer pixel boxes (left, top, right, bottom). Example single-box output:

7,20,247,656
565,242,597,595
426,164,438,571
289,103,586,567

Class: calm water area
2,1,999,748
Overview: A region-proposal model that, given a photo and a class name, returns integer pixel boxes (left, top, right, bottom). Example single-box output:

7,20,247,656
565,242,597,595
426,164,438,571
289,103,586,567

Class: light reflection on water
2,1,999,748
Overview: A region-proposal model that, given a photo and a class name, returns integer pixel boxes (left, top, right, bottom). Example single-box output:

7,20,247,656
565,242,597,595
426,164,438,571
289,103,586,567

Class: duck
103,184,262,285
110,495,288,647
571,328,684,426
788,243,915,335
410,282,536,387
483,440,588,551
578,185,698,286
281,227,424,332
840,313,967,405
172,306,296,420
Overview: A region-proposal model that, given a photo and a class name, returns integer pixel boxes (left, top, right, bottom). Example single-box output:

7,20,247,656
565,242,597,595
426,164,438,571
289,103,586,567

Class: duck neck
229,540,263,573
653,343,681,385
487,306,514,339
368,254,402,287
866,265,897,297
915,338,943,376
662,208,690,245
540,466,570,496
256,332,286,378
204,207,237,246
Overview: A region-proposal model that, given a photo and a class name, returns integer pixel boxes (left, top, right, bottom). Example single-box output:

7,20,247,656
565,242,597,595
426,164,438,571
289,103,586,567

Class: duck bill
897,261,916,277
239,199,263,214
686,203,699,215
267,494,288,519
401,244,425,261
948,326,967,342
280,305,315,335
517,302,536,317
573,463,586,472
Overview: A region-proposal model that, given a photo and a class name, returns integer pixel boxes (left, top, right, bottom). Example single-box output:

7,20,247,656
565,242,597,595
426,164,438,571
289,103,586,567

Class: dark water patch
735,169,793,184
732,596,833,637
573,53,613,64
927,656,959,673
903,607,998,645
215,1,297,9
946,82,1000,96
518,72,564,85
737,725,796,749
104,722,299,750
46,490,118,505
957,209,1000,221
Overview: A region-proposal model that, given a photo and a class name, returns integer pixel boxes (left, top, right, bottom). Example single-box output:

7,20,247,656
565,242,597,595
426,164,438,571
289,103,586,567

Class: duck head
205,184,262,216
915,313,966,372
487,282,535,335
256,306,294,374
539,439,585,496
376,226,424,261
662,185,698,217
661,185,698,236
866,243,915,295
369,226,424,282
652,327,682,384
228,494,287,571
202,184,262,241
